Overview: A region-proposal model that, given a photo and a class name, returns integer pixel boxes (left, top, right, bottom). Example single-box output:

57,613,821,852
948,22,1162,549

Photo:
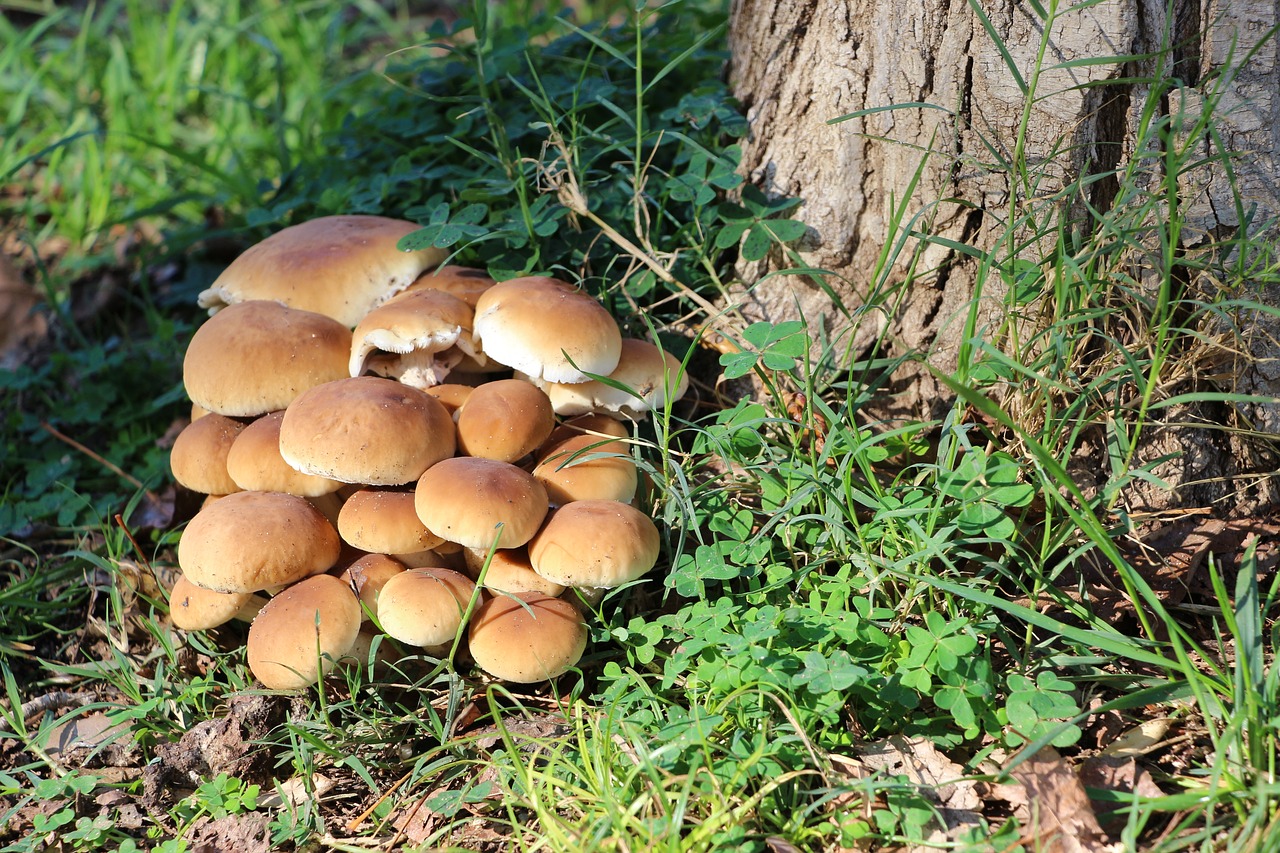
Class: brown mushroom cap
279,376,456,486
415,457,548,550
376,567,477,649
178,490,341,593
467,592,587,682
455,379,555,463
246,574,362,690
463,546,566,597
182,301,353,417
532,433,637,506
349,289,478,388
337,488,445,554
225,412,344,497
529,500,660,588
396,265,496,308
339,553,407,622
197,215,446,328
168,574,266,631
544,338,689,420
423,383,475,414
169,413,247,496
472,277,622,383
540,414,630,456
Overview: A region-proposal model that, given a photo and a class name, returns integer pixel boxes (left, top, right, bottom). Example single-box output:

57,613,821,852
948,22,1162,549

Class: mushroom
455,379,555,464
467,592,587,682
375,567,477,652
542,338,689,420
225,411,344,497
182,300,353,417
532,433,637,506
177,490,341,593
197,215,446,328
246,574,362,690
539,413,630,456
337,487,445,555
278,376,456,486
168,573,266,631
528,500,660,590
472,277,622,383
338,553,407,622
169,413,246,496
463,546,566,597
423,383,475,415
415,457,548,550
348,289,479,388
396,265,496,308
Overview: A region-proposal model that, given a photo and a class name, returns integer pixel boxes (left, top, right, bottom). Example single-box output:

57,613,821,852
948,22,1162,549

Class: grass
2,0,1279,850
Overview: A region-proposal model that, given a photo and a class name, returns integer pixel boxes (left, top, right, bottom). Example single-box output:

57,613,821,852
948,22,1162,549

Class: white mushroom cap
543,338,688,419
472,277,621,383
349,289,478,388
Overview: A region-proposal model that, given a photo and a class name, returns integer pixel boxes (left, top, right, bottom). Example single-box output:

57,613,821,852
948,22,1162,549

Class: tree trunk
726,0,1280,512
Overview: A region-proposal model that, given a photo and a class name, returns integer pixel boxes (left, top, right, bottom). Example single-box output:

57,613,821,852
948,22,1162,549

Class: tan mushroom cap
468,593,587,683
544,338,689,420
376,567,476,649
246,574,362,690
279,376,456,486
415,457,549,550
168,574,266,631
178,490,341,593
455,379,555,463
463,546,566,597
529,500,660,588
225,412,344,497
349,289,478,388
197,215,446,328
338,488,444,554
170,413,246,496
423,383,474,414
396,265,496,308
339,553,407,622
533,433,637,506
540,413,630,456
183,300,353,417
472,277,622,383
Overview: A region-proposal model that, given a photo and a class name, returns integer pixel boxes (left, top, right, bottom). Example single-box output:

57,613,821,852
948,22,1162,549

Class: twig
538,130,746,340
345,770,411,833
12,690,96,720
39,422,160,505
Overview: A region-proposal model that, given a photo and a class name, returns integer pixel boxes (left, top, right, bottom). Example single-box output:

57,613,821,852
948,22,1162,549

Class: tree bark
726,0,1280,512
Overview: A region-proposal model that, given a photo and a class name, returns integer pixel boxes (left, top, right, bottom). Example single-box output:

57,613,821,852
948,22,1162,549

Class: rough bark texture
726,0,1280,511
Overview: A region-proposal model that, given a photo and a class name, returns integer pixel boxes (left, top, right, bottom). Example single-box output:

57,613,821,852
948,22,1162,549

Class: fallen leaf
186,812,272,853
1079,755,1165,831
1007,746,1116,853
258,773,335,809
857,735,983,812
1099,719,1173,757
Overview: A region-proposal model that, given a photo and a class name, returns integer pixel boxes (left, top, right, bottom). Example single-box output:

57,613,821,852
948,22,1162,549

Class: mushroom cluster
168,215,687,690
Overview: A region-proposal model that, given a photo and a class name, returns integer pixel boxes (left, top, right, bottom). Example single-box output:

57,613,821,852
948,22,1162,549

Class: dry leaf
1099,719,1172,756
857,735,982,812
258,773,335,809
1079,755,1164,831
1008,746,1118,853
